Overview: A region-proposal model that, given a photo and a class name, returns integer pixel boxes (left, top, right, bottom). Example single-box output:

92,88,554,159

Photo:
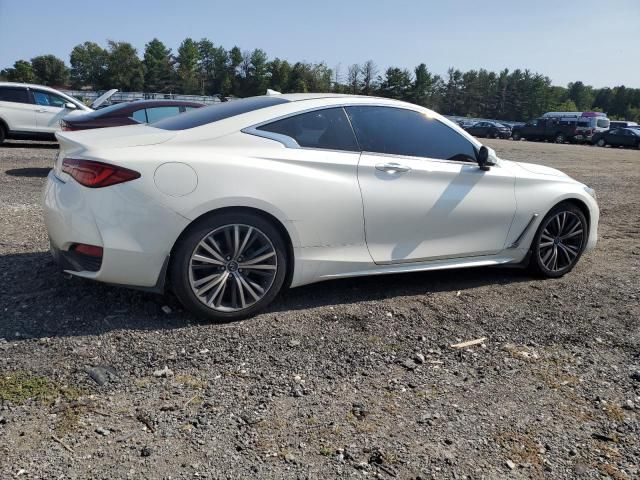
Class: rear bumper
43,171,190,288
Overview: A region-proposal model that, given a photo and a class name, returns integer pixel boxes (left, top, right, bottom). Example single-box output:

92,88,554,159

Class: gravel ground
0,139,638,480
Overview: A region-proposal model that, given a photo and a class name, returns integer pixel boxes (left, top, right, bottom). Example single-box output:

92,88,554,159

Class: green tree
377,67,412,100
70,42,108,88
248,48,269,95
104,41,144,91
360,60,378,95
31,55,69,86
176,38,201,94
567,81,594,111
198,39,228,95
3,60,35,83
267,58,291,92
143,38,174,92
410,63,442,109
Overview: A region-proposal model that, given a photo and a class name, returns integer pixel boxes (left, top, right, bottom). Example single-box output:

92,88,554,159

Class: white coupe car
43,93,599,321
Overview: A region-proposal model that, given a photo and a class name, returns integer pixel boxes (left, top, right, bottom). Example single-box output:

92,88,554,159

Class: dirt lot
0,139,638,479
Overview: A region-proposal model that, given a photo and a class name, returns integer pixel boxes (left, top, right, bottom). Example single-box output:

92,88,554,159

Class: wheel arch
168,206,296,290
0,116,9,135
558,197,591,231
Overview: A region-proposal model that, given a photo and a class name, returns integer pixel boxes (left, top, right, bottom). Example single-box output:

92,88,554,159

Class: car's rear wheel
529,203,587,278
554,133,566,144
596,138,606,147
0,124,6,145
512,132,521,141
170,212,288,322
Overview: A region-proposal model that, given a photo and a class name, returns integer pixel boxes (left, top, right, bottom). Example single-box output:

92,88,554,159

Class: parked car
0,82,115,144
511,117,578,143
542,111,610,142
609,120,638,129
464,121,511,139
457,119,477,129
61,100,204,131
591,128,640,148
43,94,599,321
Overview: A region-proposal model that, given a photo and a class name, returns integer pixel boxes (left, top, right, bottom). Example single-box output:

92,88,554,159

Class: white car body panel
0,97,37,131
43,94,599,293
358,152,517,263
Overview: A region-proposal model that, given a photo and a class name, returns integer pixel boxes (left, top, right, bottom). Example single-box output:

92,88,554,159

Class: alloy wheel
537,211,585,272
188,224,278,312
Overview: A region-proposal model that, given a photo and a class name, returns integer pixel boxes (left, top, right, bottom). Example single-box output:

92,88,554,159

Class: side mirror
477,146,497,171
477,146,490,171
64,102,77,110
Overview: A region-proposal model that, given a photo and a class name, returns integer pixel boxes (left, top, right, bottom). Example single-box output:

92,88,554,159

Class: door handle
36,109,47,113
375,162,411,174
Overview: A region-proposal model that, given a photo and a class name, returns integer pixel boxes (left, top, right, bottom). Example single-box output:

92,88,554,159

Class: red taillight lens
73,244,103,257
62,158,140,188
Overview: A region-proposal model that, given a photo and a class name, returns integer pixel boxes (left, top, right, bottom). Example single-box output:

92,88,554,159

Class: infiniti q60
43,94,599,321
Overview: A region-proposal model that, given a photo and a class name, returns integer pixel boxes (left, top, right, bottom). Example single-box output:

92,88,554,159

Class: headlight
584,186,597,201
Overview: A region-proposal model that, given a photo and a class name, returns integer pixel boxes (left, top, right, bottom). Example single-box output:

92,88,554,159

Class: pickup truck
511,118,577,144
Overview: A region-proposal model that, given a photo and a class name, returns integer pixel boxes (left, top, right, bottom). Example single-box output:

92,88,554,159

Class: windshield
597,119,610,129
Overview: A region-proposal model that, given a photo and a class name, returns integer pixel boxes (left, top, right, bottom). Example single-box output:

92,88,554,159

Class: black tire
554,132,566,144
529,202,587,278
170,211,288,322
512,132,521,141
0,124,6,145
596,138,606,147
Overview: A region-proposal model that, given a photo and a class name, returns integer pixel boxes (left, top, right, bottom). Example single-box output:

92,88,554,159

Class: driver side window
33,91,66,108
345,106,477,162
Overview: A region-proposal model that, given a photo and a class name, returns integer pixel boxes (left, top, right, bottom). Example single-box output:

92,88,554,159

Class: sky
0,0,638,88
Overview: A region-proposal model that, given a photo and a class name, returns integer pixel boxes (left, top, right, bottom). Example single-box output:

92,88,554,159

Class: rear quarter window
0,87,30,104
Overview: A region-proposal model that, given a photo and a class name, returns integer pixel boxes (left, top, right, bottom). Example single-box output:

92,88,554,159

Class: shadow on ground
1,141,58,149
5,167,52,178
0,251,533,340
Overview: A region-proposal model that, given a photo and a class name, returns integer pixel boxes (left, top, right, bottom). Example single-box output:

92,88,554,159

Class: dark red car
61,100,204,131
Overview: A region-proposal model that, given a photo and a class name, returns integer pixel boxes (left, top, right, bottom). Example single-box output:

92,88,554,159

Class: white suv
0,82,114,144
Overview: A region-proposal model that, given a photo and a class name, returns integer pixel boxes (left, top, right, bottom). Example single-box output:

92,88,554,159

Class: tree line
2,38,639,122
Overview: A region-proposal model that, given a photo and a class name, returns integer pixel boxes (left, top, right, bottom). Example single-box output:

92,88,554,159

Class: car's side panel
503,161,599,258
0,99,37,132
358,154,517,263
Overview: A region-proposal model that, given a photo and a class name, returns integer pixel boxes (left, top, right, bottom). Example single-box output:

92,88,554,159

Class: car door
32,89,72,133
605,129,622,146
0,86,37,132
620,129,635,147
347,105,516,264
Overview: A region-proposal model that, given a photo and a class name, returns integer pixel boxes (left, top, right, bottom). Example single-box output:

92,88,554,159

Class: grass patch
175,374,207,390
0,372,83,406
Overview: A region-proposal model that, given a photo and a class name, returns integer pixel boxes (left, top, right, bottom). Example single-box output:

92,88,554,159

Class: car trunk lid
54,124,176,178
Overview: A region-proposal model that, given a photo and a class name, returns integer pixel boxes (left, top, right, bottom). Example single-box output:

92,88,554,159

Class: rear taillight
62,158,140,188
73,244,103,257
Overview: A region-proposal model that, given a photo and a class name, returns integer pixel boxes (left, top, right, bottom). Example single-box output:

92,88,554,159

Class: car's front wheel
596,138,606,147
529,203,587,278
170,212,288,322
0,124,6,145
512,132,521,141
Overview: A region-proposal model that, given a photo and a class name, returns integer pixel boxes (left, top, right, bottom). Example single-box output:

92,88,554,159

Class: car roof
0,81,66,93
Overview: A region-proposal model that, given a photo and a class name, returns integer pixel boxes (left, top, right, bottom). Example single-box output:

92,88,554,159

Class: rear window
597,119,610,129
0,87,30,104
152,96,289,130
